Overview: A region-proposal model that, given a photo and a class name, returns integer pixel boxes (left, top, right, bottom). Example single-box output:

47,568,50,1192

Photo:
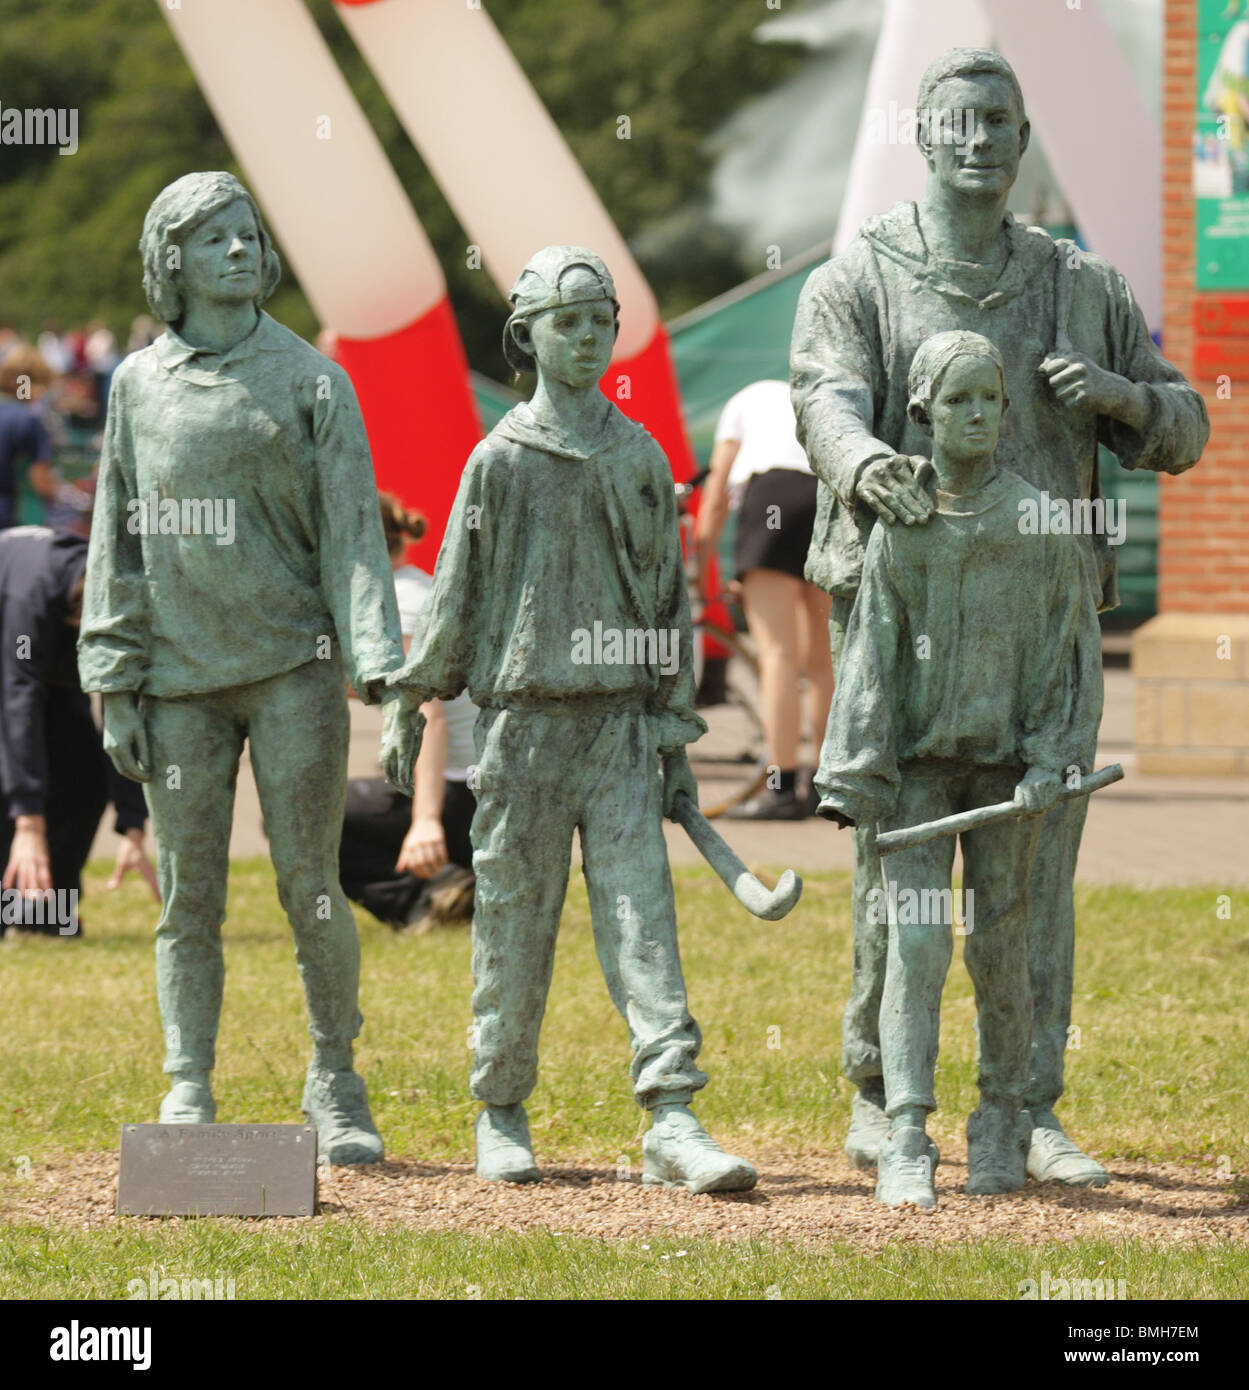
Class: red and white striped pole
159,0,481,565
332,0,696,481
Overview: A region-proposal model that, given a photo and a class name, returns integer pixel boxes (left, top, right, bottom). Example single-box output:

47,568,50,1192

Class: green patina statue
817,330,1103,1206
791,48,1209,1187
77,172,403,1164
382,246,757,1193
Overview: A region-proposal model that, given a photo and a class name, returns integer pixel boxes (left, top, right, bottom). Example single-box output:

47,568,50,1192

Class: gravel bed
4,1147,1246,1251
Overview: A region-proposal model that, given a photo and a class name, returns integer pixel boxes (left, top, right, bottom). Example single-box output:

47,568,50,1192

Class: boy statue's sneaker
302,1067,384,1166
1025,1111,1110,1188
875,1126,939,1208
966,1105,1030,1195
642,1107,757,1194
475,1103,541,1183
845,1089,892,1170
158,1075,216,1125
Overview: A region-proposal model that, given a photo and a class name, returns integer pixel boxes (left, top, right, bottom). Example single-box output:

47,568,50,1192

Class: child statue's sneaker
158,1074,215,1124
966,1105,1030,1194
642,1107,757,1194
475,1103,540,1183
302,1067,384,1166
845,1089,892,1170
1025,1111,1110,1187
875,1126,939,1207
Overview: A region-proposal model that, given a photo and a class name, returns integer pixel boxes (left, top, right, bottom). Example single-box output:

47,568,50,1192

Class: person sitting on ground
339,493,476,932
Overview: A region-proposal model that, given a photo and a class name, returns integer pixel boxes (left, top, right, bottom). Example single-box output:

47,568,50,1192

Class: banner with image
1196,0,1249,288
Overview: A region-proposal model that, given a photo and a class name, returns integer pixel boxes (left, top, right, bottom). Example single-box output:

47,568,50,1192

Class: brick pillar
1133,0,1249,774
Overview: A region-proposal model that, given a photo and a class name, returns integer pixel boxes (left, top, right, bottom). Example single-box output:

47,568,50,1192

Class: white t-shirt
715,380,812,504
393,565,477,782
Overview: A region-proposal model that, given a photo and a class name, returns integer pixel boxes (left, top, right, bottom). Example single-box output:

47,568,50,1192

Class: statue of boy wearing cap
382,246,757,1192
78,172,404,1162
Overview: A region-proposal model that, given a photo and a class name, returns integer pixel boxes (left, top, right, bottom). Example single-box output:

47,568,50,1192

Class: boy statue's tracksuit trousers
467,700,708,1110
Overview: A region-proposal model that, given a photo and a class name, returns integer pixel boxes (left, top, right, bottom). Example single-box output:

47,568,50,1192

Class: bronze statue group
77,50,1207,1207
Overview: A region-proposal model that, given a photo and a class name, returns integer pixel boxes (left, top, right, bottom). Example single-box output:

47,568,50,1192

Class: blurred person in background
0,346,56,531
338,493,476,932
0,524,156,936
127,316,160,354
84,319,121,418
0,345,95,533
696,379,834,819
37,322,73,376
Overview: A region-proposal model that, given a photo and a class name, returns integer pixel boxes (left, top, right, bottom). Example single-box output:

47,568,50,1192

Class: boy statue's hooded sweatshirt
395,397,706,755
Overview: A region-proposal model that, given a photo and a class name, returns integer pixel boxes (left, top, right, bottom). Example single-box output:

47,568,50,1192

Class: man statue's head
915,48,1030,201
140,172,281,326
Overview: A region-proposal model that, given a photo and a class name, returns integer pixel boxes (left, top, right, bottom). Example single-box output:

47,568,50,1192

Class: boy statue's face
526,277,616,391
177,197,263,313
929,355,1004,463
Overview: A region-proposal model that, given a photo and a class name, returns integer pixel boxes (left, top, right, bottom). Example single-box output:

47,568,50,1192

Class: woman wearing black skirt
696,380,834,819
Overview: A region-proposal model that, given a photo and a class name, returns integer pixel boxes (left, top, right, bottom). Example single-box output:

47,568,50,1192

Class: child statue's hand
661,751,699,821
1013,766,1064,816
101,691,151,783
380,690,426,796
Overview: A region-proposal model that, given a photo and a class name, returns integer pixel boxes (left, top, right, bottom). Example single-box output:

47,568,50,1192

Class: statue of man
791,49,1209,1186
77,172,404,1163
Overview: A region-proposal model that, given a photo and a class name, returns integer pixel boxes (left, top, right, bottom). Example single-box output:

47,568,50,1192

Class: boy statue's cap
503,245,619,373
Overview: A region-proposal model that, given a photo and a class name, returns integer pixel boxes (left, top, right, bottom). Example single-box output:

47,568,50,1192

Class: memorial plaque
117,1124,318,1217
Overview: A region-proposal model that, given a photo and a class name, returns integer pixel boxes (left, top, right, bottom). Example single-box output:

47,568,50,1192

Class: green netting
471,370,522,434
668,249,823,471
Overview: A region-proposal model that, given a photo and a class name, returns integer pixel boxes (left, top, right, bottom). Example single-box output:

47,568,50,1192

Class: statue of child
78,173,404,1163
383,246,756,1193
816,330,1103,1207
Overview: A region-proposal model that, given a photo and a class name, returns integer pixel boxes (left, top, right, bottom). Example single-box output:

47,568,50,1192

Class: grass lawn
1,859,1246,1299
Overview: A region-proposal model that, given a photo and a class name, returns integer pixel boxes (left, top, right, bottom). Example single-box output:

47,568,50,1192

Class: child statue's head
503,246,620,387
907,330,1009,462
140,172,281,327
